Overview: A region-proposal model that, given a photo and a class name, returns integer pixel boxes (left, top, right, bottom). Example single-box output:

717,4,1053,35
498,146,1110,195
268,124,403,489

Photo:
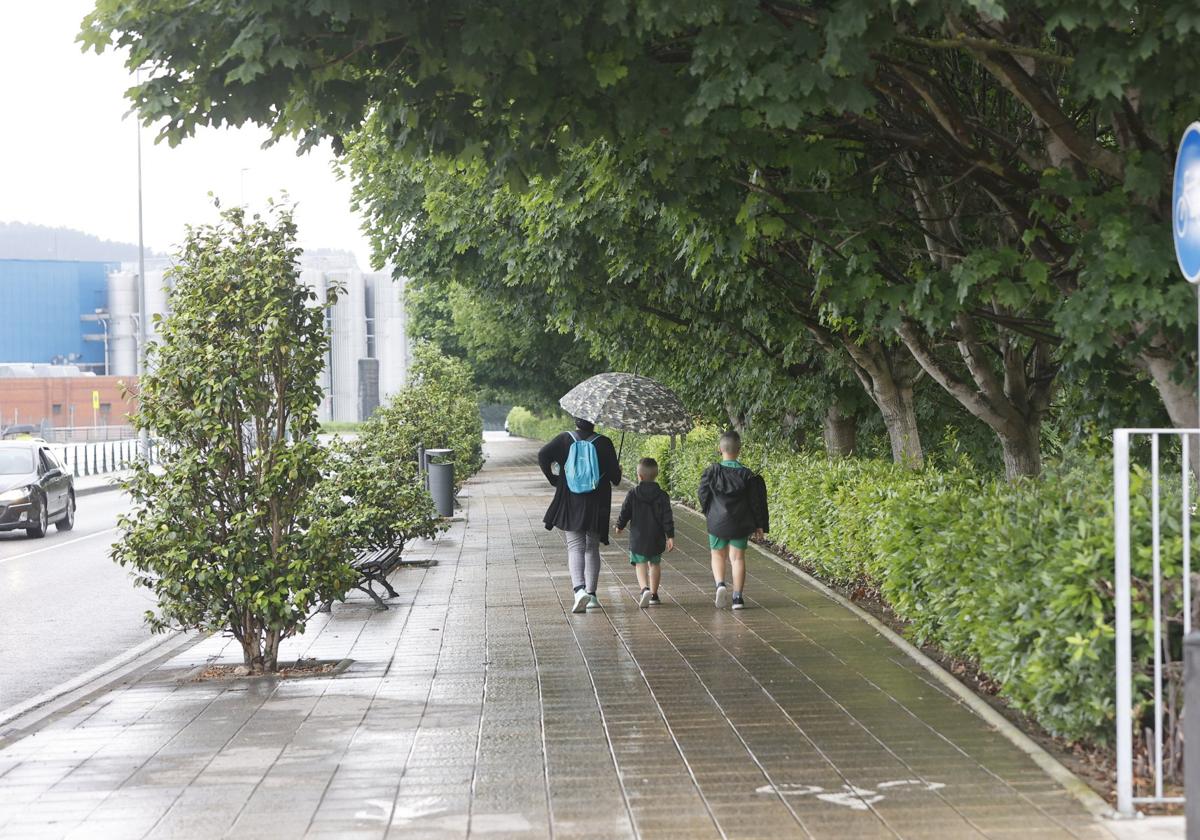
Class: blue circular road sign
1173,122,1200,283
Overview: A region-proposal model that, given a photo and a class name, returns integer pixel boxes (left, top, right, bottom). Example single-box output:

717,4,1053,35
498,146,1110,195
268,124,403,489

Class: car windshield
0,449,33,475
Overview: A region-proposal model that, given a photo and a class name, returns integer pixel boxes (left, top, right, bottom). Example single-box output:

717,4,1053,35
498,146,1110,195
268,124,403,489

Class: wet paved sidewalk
0,438,1116,839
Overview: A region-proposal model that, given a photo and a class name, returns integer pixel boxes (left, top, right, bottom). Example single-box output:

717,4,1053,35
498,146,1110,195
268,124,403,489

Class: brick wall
0,377,137,429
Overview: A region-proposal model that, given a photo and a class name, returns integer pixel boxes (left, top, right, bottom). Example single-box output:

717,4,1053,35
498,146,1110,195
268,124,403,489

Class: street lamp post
135,71,150,461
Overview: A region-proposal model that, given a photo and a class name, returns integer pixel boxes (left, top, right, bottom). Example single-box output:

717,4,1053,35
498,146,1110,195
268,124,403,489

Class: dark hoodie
617,481,675,556
698,461,770,539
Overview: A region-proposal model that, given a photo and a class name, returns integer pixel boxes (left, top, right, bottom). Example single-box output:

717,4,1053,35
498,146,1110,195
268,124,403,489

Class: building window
52,404,62,415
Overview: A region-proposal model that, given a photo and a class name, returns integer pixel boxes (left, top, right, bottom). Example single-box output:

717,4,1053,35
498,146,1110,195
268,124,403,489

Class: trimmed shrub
505,406,571,442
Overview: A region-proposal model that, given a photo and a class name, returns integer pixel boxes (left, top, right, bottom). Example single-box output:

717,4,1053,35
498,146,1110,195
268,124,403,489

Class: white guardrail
51,438,159,477
1113,428,1199,815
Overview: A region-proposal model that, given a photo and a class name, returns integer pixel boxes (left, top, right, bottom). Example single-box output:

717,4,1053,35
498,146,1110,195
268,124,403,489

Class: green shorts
708,534,749,550
629,552,662,565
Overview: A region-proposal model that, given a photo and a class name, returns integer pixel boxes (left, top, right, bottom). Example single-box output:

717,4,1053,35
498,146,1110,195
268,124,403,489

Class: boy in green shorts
698,431,769,610
615,457,675,607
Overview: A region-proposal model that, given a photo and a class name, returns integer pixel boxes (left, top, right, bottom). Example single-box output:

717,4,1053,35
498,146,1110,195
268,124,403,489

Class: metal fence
52,438,159,477
1113,428,1198,815
44,425,139,443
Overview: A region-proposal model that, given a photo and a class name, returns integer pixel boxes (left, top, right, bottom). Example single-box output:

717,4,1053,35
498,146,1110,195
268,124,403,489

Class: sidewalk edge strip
671,501,1116,822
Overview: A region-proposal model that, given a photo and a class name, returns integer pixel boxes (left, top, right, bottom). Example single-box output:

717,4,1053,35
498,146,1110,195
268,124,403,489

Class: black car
0,441,75,538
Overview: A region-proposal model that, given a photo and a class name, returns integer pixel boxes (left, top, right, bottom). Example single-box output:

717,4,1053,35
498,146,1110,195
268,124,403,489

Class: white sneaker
638,588,651,608
715,584,730,609
572,590,590,613
586,595,602,610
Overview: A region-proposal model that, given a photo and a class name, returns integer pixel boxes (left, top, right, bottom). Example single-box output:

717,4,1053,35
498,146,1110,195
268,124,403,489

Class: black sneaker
648,593,661,606
732,593,745,610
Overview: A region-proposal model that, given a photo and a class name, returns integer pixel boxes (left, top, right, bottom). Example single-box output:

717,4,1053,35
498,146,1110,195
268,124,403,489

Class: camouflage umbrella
559,373,692,435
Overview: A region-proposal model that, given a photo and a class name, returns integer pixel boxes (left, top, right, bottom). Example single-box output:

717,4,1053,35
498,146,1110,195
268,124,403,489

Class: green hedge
505,407,1184,745
506,406,572,443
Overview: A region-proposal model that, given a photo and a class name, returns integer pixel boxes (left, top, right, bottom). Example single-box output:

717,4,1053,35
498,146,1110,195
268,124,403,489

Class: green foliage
408,279,604,411
362,343,485,487
113,203,356,673
313,436,445,554
505,407,572,443
82,0,1200,468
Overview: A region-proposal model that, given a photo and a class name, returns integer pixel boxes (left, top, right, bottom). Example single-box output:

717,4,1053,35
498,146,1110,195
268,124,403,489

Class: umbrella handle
617,429,626,465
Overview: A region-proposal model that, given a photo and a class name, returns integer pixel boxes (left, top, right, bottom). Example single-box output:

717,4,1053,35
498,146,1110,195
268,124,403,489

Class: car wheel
56,493,75,532
25,495,48,539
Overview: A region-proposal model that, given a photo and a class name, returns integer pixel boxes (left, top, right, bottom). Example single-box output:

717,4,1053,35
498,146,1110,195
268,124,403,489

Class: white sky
0,2,374,267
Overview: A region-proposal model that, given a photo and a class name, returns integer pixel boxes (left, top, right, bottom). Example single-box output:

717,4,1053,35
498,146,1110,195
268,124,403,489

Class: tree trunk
837,338,924,468
1139,349,1200,480
877,384,923,468
822,403,857,458
896,317,1056,480
783,410,808,451
999,421,1042,479
240,615,264,673
265,628,281,673
725,403,747,434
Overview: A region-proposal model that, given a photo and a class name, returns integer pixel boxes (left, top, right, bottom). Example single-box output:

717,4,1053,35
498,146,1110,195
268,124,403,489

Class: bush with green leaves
313,436,445,554
114,204,356,673
505,406,571,443
362,343,484,487
507,407,1188,747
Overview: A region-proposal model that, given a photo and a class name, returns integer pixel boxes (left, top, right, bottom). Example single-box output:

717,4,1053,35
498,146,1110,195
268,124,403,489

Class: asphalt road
0,490,157,714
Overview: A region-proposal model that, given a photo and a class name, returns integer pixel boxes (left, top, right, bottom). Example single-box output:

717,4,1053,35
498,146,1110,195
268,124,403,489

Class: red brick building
0,376,137,431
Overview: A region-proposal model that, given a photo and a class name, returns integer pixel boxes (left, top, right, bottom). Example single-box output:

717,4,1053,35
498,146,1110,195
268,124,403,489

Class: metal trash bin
425,448,455,517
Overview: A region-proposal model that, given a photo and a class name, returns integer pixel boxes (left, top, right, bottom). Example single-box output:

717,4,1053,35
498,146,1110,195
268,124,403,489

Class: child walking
615,458,675,608
698,431,769,610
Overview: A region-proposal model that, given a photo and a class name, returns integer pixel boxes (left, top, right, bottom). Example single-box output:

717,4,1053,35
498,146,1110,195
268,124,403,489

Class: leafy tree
114,204,356,673
82,0,1200,474
405,276,603,411
314,436,445,554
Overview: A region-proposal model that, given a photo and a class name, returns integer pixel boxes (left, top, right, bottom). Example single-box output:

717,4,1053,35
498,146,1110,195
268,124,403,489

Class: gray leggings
565,530,601,594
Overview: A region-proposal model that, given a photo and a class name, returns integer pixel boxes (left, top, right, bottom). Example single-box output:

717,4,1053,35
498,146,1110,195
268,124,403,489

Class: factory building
0,256,409,432
0,260,113,370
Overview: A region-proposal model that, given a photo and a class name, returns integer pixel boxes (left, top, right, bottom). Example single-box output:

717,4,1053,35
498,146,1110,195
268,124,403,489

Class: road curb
670,500,1117,824
0,630,201,749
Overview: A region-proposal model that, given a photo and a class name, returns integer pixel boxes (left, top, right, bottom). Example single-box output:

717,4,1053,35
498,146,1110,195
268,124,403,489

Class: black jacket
617,481,675,556
698,462,770,539
538,431,622,542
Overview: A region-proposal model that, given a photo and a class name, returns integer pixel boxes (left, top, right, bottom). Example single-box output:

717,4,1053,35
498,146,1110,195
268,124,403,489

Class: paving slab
0,437,1127,839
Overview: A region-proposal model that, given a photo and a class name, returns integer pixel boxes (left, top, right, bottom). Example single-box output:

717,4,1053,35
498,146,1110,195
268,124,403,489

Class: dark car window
0,449,34,475
38,449,58,473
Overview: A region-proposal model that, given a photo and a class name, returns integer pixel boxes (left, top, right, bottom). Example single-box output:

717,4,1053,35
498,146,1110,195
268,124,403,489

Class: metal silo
371,270,410,404
106,270,139,377
300,268,333,422
327,269,367,422
142,267,171,346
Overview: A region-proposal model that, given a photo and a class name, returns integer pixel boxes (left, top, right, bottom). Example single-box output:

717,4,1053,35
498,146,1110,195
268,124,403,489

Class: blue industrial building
0,260,114,368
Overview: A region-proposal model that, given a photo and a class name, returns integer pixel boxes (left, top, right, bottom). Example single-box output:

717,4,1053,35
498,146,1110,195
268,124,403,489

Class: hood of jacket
633,481,662,502
709,465,753,495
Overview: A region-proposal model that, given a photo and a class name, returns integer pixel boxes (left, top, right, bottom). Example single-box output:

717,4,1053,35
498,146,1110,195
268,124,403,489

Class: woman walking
538,417,622,613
